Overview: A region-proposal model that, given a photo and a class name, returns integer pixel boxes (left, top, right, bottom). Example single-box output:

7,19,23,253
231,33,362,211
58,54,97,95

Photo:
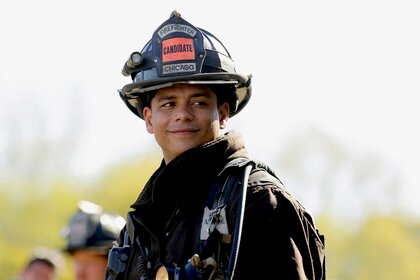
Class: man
62,201,125,280
18,247,62,280
107,11,325,280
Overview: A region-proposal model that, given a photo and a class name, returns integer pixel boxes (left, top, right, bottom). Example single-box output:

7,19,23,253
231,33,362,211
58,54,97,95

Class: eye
192,99,208,106
161,102,174,108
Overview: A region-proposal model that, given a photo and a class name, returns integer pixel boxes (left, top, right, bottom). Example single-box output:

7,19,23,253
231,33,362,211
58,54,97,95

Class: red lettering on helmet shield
162,38,195,63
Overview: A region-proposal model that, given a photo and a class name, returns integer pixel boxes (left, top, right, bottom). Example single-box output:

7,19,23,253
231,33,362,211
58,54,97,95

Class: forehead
154,84,215,99
73,249,106,260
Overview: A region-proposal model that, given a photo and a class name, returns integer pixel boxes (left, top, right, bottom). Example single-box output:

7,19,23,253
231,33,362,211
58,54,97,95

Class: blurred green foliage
0,153,161,280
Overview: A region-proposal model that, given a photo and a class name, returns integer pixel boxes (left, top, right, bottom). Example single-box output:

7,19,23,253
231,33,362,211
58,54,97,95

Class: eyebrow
156,91,212,102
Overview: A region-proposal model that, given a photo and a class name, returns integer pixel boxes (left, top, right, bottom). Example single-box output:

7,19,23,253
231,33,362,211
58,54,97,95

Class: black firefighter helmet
119,10,252,119
62,201,125,255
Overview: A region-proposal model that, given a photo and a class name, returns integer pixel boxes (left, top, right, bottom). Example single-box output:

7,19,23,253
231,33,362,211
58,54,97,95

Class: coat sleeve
232,179,317,280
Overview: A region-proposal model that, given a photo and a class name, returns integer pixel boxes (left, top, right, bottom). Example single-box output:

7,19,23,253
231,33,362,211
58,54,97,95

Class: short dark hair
137,84,237,114
209,84,238,112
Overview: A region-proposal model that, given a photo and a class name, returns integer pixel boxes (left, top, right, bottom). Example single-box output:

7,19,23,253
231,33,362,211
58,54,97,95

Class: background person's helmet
62,201,125,255
119,10,252,119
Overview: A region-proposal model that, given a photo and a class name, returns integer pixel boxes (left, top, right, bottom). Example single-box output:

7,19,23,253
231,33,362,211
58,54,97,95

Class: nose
175,104,194,121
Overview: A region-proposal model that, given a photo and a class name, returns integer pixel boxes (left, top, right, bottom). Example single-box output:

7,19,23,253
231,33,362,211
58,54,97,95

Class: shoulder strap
226,161,253,280
200,158,253,241
197,158,254,280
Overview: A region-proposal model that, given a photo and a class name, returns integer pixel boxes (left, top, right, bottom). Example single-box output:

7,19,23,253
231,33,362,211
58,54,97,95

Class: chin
177,142,200,153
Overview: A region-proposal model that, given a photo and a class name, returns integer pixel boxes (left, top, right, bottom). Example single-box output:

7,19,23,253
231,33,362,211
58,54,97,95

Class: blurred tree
83,151,161,217
0,83,163,278
0,86,83,185
0,179,81,279
0,150,161,280
275,127,419,279
317,214,420,280
274,126,403,223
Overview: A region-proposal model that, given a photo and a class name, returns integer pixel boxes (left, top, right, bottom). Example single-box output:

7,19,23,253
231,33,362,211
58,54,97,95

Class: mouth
169,128,199,134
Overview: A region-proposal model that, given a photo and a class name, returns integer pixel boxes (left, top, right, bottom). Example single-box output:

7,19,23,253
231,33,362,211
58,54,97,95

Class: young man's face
143,84,230,163
72,250,108,280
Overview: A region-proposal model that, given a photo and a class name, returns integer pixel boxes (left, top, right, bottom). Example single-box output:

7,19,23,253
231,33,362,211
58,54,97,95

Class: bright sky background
1,1,419,213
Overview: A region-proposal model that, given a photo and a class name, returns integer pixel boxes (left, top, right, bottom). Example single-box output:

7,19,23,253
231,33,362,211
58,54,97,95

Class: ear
143,107,154,134
218,102,230,129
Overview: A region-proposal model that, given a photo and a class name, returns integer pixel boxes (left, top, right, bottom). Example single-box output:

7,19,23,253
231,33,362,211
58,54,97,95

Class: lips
169,127,199,134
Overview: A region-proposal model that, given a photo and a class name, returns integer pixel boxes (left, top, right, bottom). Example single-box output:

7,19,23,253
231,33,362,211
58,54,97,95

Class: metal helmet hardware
62,201,125,255
119,10,252,119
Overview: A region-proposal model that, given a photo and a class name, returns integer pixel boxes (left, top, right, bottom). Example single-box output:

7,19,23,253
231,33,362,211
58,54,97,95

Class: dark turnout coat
107,131,325,280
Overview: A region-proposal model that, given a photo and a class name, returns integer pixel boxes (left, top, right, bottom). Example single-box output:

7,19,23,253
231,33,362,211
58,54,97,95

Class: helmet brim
119,72,252,119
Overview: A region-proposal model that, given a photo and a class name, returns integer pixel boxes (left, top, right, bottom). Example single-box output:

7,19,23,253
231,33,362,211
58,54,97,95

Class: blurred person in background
17,247,63,280
61,200,125,280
